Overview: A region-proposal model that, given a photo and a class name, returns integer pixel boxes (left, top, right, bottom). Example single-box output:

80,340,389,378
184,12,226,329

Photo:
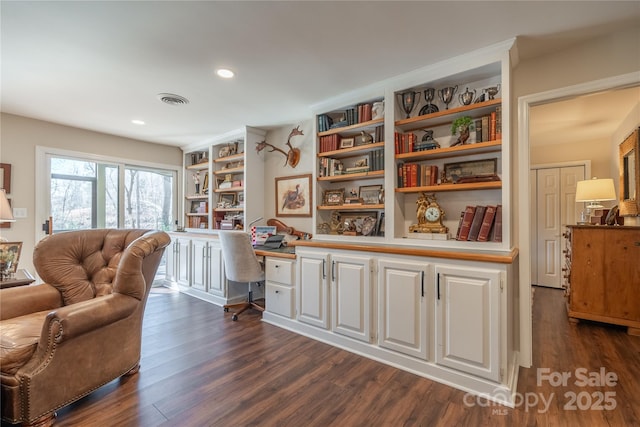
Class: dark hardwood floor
8,286,638,426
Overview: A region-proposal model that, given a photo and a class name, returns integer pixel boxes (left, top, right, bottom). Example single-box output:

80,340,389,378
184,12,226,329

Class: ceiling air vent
157,93,189,106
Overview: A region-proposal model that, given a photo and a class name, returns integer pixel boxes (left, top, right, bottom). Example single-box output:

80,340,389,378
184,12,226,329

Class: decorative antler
255,126,304,168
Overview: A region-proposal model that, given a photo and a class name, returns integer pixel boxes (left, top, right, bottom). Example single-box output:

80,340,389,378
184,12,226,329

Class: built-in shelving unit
311,44,512,250
181,127,265,232
314,98,386,238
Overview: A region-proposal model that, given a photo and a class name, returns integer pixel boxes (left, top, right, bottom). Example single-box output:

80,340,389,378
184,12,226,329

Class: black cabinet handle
437,273,441,300
322,259,326,279
421,270,424,297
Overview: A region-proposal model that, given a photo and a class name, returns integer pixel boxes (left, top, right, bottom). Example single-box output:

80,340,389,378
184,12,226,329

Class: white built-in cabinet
297,250,373,343
264,257,296,318
377,259,429,359
297,250,330,329
166,237,190,287
331,254,373,343
190,238,226,296
434,264,501,382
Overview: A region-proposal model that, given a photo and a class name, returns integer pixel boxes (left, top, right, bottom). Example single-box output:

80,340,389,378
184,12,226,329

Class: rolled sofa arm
0,284,63,321
42,293,138,344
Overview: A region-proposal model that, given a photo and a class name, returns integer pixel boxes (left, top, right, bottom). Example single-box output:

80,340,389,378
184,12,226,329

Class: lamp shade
575,178,617,204
0,189,15,222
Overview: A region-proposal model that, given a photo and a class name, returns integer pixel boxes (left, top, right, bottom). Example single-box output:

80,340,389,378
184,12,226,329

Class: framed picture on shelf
275,174,312,217
359,184,383,205
339,212,378,236
0,241,22,274
202,173,209,195
190,201,207,214
339,138,355,149
323,188,345,206
218,192,236,208
443,158,499,183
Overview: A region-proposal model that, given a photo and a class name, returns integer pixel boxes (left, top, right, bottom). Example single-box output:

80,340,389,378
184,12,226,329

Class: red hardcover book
477,205,497,242
468,205,486,241
457,206,476,241
490,205,503,242
489,111,496,141
410,163,418,187
430,165,438,185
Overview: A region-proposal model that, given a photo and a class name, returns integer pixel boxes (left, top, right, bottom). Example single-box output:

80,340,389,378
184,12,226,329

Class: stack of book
455,205,502,242
318,158,343,177
319,134,340,152
368,149,384,171
474,106,502,143
317,114,334,132
397,163,438,188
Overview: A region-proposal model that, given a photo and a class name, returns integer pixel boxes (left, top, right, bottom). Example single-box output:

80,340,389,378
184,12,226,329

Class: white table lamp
575,178,616,224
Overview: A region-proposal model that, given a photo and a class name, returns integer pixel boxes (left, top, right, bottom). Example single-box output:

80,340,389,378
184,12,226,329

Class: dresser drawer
266,283,294,318
265,258,295,285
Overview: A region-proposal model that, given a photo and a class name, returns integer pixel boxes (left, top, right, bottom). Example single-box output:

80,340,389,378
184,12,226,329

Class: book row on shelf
475,105,502,143
455,205,502,242
397,163,438,187
317,102,376,132
318,125,384,153
318,148,385,177
394,132,439,154
188,216,208,229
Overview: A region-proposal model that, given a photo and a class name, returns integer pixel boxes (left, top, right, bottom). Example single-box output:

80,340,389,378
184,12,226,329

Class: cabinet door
165,240,177,283
378,259,429,359
191,239,208,291
297,251,329,329
331,254,372,343
175,238,191,286
207,243,225,296
435,265,501,382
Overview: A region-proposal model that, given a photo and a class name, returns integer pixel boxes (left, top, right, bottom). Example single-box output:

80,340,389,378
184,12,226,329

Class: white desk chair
218,230,265,321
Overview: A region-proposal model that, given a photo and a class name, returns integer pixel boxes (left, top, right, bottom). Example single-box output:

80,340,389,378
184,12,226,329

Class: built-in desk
254,245,296,259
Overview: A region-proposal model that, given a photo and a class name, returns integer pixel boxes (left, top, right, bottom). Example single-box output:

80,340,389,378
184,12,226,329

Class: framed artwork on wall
275,174,312,217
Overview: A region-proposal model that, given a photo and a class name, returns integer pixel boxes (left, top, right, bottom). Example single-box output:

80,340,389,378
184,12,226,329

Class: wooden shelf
186,213,208,217
213,207,244,213
395,181,502,193
214,153,244,163
318,117,384,137
395,98,501,132
318,170,384,182
185,195,208,200
214,187,244,193
214,166,243,176
318,204,384,210
318,142,385,159
395,140,501,161
186,161,209,170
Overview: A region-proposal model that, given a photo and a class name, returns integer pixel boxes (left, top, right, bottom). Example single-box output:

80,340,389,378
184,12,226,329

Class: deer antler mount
255,126,303,168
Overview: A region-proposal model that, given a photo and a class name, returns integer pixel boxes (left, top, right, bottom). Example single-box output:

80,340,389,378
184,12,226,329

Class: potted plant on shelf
450,116,474,146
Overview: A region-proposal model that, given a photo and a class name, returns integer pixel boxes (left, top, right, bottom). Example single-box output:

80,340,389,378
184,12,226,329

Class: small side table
0,269,35,289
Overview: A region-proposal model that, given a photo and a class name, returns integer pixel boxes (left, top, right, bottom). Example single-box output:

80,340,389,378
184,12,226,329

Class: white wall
0,113,183,275
261,120,315,234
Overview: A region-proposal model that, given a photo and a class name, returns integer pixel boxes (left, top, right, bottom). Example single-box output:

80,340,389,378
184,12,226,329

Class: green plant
451,116,474,134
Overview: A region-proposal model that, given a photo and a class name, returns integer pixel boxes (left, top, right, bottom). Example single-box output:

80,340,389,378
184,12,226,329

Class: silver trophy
419,88,439,115
483,84,501,100
397,90,420,119
438,85,458,110
458,87,476,106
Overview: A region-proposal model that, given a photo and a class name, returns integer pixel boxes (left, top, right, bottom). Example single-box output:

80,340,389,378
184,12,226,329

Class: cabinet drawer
266,282,294,318
265,258,294,285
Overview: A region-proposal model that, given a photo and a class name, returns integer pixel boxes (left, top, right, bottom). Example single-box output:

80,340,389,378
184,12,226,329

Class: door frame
517,71,639,368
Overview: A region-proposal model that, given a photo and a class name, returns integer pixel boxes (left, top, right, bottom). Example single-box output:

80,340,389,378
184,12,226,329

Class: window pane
51,178,95,231
101,165,119,228
51,158,96,177
124,167,174,230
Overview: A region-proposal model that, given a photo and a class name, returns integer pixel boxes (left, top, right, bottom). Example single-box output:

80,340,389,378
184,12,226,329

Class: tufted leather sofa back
32,229,156,305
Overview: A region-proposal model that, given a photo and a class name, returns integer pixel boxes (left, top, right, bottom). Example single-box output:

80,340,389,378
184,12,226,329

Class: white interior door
533,165,585,288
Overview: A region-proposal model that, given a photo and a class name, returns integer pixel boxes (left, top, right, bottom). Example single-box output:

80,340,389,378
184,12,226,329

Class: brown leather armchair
0,229,170,427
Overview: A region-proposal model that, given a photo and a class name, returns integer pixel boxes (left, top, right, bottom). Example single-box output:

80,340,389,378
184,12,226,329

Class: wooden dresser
563,225,640,335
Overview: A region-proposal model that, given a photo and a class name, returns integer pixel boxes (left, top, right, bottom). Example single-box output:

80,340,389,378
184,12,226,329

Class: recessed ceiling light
131,119,145,125
216,68,234,79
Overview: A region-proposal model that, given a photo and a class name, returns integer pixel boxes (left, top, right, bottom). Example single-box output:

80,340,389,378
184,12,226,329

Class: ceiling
1,1,639,149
